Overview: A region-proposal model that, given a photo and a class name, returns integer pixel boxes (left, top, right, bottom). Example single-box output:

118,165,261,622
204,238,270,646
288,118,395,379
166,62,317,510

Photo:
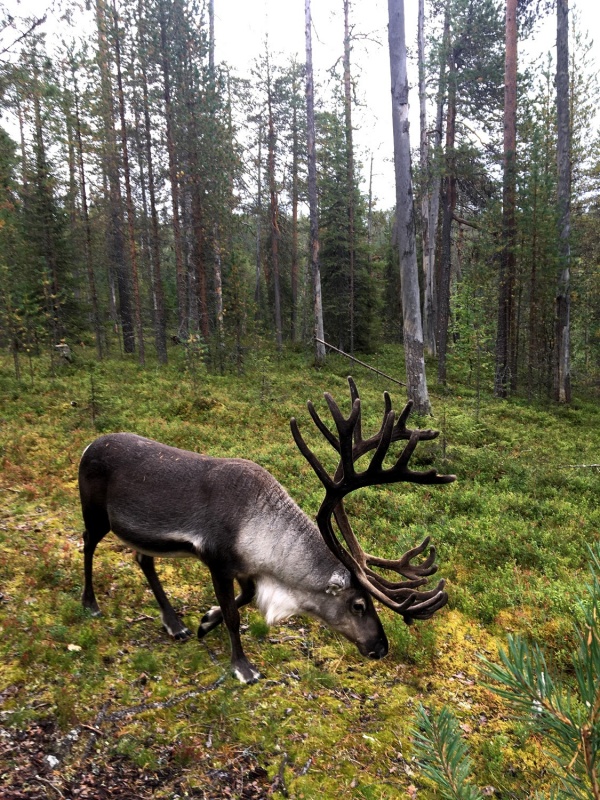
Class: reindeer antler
290,377,456,625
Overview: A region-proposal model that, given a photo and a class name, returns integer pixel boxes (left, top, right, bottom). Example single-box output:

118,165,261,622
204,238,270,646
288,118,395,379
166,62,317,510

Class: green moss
0,344,598,797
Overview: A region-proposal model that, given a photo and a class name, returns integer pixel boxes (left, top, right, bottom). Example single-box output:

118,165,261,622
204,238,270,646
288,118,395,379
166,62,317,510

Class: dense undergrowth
0,342,599,798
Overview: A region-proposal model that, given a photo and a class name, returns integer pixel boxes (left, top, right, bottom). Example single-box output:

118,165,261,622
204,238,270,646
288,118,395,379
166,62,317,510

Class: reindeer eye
351,598,367,616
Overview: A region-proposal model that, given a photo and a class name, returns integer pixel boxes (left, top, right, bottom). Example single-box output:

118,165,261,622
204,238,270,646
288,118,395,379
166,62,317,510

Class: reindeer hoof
200,605,221,625
172,628,192,641
82,600,101,617
232,661,262,684
161,620,192,640
198,606,223,638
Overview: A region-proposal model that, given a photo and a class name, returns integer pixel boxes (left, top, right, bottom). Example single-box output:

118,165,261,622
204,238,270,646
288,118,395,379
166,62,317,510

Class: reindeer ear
326,568,351,596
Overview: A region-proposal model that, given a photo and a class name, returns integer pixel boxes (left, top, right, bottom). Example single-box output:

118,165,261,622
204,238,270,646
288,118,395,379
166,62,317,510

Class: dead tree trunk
418,0,433,355
290,73,300,343
388,0,431,414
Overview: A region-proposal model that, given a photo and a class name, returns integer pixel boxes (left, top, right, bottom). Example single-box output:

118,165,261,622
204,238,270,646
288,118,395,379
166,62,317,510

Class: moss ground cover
0,343,598,798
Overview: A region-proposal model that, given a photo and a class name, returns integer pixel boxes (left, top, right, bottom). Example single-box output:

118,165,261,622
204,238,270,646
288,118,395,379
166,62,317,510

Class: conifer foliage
0,0,599,397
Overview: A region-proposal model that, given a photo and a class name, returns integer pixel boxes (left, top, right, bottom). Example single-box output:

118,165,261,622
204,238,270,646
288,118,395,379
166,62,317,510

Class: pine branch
481,543,600,800
412,705,484,800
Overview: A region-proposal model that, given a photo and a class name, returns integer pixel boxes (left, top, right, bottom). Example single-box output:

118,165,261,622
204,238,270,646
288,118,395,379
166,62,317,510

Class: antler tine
367,409,396,475
347,376,363,445
307,400,340,452
290,418,336,492
347,384,437,461
404,586,448,622
395,428,421,470
367,538,438,580
324,393,360,481
394,399,439,442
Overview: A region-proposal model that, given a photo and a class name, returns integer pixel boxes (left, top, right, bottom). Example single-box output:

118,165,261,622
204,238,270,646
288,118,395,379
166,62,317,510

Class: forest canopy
0,0,599,400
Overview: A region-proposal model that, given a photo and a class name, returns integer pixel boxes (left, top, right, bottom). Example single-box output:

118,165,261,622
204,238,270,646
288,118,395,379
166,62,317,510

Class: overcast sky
3,0,599,210
214,0,600,209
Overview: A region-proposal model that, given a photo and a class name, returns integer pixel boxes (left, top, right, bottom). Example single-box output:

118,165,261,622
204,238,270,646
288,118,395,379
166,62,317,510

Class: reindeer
78,378,455,683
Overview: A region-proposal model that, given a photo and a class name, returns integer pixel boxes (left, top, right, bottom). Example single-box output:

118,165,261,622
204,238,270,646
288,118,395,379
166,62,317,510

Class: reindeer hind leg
81,512,110,615
135,553,192,640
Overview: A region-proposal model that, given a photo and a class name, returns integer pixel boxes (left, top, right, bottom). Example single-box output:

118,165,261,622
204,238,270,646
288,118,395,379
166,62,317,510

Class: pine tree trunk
159,0,187,340
208,0,215,77
32,78,62,349
95,0,134,353
213,223,224,349
255,119,263,309
388,0,430,414
72,64,103,360
266,60,283,351
305,0,326,364
139,5,167,364
437,50,456,385
418,0,433,355
113,2,144,366
190,182,209,339
185,36,209,342
555,0,571,403
527,175,538,398
16,96,27,189
343,0,356,354
422,4,448,358
291,86,299,343
494,0,518,397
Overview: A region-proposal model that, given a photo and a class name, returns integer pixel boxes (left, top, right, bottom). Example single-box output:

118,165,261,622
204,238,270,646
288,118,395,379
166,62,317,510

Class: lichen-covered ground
1,345,598,798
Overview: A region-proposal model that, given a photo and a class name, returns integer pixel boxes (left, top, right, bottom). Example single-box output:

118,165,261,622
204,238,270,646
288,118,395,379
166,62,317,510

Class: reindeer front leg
135,554,192,640
198,576,256,637
209,569,261,684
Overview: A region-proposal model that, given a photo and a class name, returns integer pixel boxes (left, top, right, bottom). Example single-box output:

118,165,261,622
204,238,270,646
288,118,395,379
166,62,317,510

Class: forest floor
1,343,599,799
